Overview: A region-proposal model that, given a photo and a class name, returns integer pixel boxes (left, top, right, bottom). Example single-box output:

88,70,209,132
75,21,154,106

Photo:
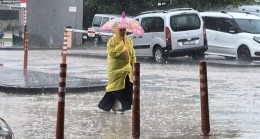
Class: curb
67,53,107,59
0,85,106,94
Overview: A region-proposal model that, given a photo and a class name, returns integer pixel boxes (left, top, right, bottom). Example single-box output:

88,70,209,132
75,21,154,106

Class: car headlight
253,36,260,43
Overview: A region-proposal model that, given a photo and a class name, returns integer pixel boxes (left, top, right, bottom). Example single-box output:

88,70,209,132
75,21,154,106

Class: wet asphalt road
0,48,260,139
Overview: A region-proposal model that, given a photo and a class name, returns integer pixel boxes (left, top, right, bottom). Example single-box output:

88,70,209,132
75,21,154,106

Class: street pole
132,62,140,139
56,63,67,139
199,61,211,136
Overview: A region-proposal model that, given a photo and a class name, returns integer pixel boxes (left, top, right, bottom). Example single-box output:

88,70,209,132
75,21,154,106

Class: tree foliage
83,0,257,28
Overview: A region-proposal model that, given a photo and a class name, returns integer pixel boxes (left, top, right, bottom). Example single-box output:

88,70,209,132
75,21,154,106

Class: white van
129,8,208,63
88,14,120,44
200,11,260,62
226,5,260,17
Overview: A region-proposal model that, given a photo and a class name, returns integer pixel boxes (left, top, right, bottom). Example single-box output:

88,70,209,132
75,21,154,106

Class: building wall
27,0,83,47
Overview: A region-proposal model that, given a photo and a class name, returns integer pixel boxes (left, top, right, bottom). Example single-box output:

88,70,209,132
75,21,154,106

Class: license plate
183,40,195,45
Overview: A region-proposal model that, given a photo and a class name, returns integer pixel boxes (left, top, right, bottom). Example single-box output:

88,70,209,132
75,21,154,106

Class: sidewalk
0,47,108,94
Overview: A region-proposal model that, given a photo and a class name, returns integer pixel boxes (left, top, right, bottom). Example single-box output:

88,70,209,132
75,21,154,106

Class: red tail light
203,23,207,40
165,27,171,44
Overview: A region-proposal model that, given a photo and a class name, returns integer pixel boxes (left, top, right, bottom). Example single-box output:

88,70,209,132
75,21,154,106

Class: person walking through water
98,24,136,114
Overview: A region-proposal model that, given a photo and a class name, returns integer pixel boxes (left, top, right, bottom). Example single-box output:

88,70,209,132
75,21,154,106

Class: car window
141,17,164,33
0,26,4,39
170,14,201,31
204,17,221,31
220,18,237,33
141,17,153,33
101,17,109,26
235,19,260,34
92,16,102,27
153,17,164,32
0,26,3,33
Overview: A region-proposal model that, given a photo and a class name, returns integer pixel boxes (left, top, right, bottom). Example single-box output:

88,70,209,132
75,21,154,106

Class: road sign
20,0,26,7
87,28,96,37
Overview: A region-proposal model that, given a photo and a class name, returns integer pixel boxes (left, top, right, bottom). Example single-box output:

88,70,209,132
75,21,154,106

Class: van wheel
192,52,205,61
154,47,167,63
237,45,252,62
94,36,102,44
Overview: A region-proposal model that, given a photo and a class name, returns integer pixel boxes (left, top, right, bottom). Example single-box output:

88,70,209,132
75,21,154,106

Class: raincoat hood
113,28,127,41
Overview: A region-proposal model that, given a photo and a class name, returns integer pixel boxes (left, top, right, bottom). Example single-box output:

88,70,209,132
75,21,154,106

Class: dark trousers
98,75,133,112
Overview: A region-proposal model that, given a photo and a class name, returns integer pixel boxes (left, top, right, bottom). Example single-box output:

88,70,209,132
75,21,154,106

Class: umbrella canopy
100,11,144,35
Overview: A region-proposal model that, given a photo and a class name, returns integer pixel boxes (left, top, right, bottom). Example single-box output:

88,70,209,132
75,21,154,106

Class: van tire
154,47,167,63
94,36,102,44
237,45,252,62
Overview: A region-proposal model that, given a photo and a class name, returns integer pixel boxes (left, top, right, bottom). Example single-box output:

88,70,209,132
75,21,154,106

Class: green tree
83,0,153,28
83,0,257,28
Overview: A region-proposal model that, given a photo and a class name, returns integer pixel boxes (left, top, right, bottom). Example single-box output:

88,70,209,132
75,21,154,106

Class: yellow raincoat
105,29,136,92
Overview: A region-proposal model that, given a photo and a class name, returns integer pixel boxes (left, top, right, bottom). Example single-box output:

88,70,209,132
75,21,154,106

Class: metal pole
23,32,28,70
132,62,140,139
62,29,68,64
199,61,211,136
56,63,67,139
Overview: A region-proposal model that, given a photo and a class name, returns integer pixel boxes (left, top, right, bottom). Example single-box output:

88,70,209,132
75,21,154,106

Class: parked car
0,118,14,139
129,8,208,63
88,14,121,44
0,26,4,39
225,5,260,17
200,11,260,62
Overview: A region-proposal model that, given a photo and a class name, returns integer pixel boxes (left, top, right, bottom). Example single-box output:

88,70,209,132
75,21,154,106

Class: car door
217,18,238,56
136,17,155,56
203,17,222,55
129,18,140,55
100,17,110,42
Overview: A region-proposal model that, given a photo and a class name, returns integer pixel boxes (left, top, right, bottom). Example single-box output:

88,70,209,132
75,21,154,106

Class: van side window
153,17,164,32
141,17,164,33
93,16,102,27
204,17,220,31
101,17,109,26
141,17,153,32
220,19,236,33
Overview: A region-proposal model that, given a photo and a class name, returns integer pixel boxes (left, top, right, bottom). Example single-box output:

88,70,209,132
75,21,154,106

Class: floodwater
0,50,260,139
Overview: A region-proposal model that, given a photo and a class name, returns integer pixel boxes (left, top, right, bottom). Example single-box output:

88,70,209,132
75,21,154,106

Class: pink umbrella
100,11,144,35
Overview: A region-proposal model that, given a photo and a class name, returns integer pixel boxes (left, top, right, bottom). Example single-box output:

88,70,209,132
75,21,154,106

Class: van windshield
170,14,201,31
92,16,102,27
235,19,260,34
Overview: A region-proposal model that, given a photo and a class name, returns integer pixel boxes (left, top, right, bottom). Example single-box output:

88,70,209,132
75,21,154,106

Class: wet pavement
0,46,260,139
0,48,107,94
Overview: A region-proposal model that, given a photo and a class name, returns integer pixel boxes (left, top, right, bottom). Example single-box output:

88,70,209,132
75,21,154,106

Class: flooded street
0,50,260,138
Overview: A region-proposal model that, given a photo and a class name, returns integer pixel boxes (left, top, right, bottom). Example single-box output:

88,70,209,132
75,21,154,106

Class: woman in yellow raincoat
98,26,136,113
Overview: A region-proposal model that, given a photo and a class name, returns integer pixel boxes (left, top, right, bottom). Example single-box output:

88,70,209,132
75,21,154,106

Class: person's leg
98,92,116,111
116,75,133,112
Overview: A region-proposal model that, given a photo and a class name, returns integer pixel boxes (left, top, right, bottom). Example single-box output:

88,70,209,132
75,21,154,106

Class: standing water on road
0,50,260,138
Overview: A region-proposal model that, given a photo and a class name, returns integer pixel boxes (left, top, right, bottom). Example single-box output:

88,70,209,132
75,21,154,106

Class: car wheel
224,56,236,60
237,45,252,62
192,52,205,61
154,47,167,63
94,36,101,44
